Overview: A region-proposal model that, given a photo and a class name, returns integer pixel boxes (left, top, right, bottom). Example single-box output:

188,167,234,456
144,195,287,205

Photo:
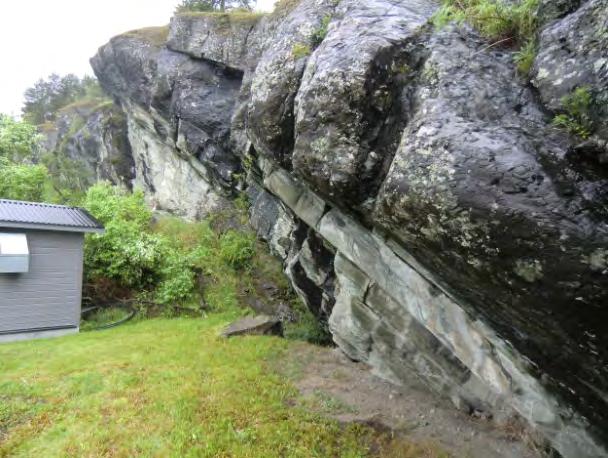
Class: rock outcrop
41,100,134,188
91,26,241,218
90,1,608,456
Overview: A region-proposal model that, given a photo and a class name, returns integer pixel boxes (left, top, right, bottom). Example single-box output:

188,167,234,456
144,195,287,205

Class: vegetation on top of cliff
175,10,266,30
174,0,255,13
22,74,103,125
119,26,170,47
433,0,539,43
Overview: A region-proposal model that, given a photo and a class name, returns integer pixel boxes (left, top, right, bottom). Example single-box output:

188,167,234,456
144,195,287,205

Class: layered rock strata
91,1,608,455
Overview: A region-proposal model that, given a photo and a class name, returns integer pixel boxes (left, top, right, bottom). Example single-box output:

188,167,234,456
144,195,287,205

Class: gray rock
221,315,283,337
91,26,242,217
247,0,338,169
89,1,608,454
42,101,134,188
293,0,434,203
536,0,582,23
533,0,608,141
168,12,266,71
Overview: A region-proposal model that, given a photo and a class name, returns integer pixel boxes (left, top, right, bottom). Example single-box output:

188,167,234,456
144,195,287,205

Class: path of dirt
277,343,545,458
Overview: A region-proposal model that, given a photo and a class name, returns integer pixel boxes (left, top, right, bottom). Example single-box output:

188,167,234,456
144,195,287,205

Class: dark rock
221,315,283,338
246,0,338,169
373,26,608,444
91,26,242,217
42,102,134,188
167,12,266,71
537,0,582,23
532,0,608,143
293,0,434,204
89,1,608,454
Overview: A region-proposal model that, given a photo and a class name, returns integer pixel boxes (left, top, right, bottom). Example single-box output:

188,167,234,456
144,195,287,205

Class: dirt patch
276,343,546,458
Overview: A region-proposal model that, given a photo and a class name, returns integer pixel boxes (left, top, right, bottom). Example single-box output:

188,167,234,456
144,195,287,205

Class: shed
0,199,104,342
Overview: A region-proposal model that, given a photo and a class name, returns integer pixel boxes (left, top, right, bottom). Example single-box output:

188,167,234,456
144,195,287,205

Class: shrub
0,115,42,162
552,86,595,139
0,157,49,202
219,229,256,269
83,184,182,300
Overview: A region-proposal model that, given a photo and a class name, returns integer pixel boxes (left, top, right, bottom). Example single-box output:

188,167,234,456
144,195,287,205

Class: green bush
0,115,41,162
218,229,256,269
311,14,332,48
292,42,311,59
513,39,536,75
83,184,194,305
0,157,49,201
83,185,261,312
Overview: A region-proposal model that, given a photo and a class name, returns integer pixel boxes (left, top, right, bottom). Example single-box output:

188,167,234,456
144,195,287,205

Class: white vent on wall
0,233,29,273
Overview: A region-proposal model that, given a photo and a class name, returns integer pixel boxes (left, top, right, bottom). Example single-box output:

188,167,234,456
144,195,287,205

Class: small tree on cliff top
174,0,255,13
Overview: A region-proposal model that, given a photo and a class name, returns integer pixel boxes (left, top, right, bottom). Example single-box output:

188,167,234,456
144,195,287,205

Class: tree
0,157,49,202
21,74,103,125
174,0,254,13
0,115,42,162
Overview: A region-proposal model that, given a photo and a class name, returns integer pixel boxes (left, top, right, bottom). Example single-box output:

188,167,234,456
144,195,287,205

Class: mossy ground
0,316,437,457
120,26,170,47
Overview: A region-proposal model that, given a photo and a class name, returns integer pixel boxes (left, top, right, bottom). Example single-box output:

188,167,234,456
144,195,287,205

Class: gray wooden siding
0,229,84,333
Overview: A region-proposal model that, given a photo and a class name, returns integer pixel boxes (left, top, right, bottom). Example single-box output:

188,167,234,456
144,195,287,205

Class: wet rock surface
89,1,608,455
91,27,241,217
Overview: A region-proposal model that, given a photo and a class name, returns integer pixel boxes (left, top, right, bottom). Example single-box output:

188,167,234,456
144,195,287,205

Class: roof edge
0,221,105,234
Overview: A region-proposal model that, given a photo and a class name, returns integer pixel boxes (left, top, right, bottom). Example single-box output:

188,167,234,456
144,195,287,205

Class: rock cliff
41,100,133,188
89,1,607,456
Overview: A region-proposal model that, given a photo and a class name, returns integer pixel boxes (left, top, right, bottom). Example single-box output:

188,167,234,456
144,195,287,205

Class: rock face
90,2,608,456
41,101,134,188
533,0,608,148
91,26,241,218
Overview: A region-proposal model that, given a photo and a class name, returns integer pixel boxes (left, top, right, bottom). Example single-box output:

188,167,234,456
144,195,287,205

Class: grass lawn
0,315,434,458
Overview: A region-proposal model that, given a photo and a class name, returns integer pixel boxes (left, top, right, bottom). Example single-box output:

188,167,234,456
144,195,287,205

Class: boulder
221,315,283,338
293,0,434,204
90,1,608,454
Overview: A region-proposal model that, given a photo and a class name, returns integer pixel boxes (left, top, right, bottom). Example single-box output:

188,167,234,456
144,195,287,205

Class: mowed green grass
0,315,431,458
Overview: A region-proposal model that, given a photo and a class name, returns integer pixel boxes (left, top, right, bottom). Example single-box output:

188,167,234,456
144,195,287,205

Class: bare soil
277,343,545,458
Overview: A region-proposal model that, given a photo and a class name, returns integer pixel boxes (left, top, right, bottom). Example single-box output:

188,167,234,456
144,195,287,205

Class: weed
433,0,540,44
311,14,332,48
292,42,311,59
514,39,536,75
552,86,595,139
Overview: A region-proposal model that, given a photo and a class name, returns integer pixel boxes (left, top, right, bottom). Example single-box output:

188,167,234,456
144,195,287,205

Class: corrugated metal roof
0,199,104,233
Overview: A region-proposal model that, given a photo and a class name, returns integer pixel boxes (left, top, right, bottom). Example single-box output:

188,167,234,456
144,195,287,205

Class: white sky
0,0,276,117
